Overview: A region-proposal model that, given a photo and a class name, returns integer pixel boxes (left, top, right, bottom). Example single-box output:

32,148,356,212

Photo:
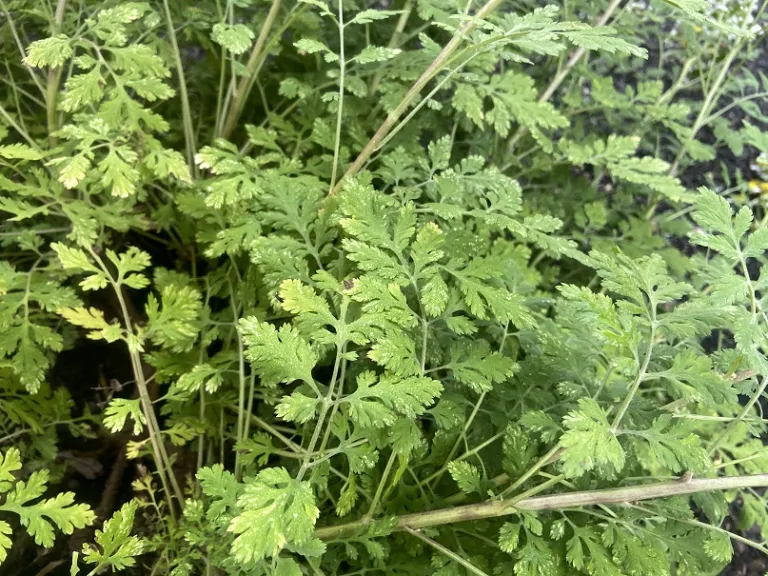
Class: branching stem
329,0,503,195
88,249,183,517
219,0,284,139
297,298,350,482
0,0,46,96
610,303,657,431
507,0,625,152
429,322,509,490
668,0,766,175
368,0,413,95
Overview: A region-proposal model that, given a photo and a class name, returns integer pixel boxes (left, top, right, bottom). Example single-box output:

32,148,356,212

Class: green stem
0,0,46,97
0,103,39,149
506,473,565,506
703,90,768,125
429,322,509,490
315,473,768,539
500,446,562,498
709,245,766,453
162,0,198,176
197,384,206,472
45,0,67,146
88,249,183,516
368,0,413,95
213,44,228,140
610,304,657,431
738,249,760,318
127,351,181,519
668,0,765,175
328,0,346,194
507,0,625,152
329,0,503,195
230,278,249,479
420,431,504,487
296,299,348,482
241,374,257,445
366,450,397,522
629,503,768,556
196,283,210,474
219,0,284,139
710,376,768,455
404,527,490,576
0,417,91,444
313,342,348,469
247,413,302,452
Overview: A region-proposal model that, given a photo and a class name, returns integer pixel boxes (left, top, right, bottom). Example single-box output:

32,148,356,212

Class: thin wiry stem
404,527,490,576
611,303,657,431
45,0,67,145
329,0,346,193
162,0,198,176
365,451,397,522
630,503,768,556
429,321,509,490
368,0,413,95
0,103,38,149
232,291,247,479
0,0,46,97
507,0,626,152
668,0,766,175
329,0,504,195
88,249,183,518
296,298,349,483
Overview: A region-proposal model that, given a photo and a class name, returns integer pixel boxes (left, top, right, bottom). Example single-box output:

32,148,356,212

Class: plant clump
0,0,767,574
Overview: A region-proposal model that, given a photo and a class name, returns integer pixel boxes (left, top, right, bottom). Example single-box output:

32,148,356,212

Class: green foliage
0,0,767,574
559,398,624,478
81,501,145,572
228,467,321,564
0,448,95,563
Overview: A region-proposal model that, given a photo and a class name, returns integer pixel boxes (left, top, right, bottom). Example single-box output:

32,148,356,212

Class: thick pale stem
368,0,414,95
329,0,503,195
315,474,768,539
219,0,284,139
